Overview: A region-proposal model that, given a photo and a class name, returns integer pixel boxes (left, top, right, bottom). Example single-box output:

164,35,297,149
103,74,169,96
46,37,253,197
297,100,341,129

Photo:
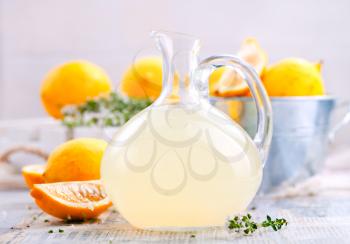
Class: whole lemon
120,56,163,100
262,58,325,96
43,138,108,183
40,60,112,119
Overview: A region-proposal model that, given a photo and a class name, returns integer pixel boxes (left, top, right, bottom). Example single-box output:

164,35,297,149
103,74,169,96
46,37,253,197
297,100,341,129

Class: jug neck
151,31,202,105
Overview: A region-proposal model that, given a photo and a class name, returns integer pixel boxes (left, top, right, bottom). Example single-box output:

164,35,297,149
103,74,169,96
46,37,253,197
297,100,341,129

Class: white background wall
0,0,349,119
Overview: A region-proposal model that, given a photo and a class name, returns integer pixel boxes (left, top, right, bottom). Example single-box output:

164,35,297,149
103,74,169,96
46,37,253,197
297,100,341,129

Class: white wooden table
1,187,350,243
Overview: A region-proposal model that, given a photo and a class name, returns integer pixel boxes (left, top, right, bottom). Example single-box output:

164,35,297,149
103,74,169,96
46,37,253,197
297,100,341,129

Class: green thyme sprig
227,214,287,235
261,215,288,231
61,92,152,128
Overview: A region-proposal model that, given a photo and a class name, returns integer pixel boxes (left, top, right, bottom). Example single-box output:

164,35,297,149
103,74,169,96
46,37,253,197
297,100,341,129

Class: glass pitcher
101,31,272,230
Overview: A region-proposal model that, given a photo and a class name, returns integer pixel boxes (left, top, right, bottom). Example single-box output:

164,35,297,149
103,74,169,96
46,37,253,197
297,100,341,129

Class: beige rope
0,145,49,164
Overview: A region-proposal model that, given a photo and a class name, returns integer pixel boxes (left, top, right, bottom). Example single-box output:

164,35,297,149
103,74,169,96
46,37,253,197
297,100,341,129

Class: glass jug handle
195,55,273,166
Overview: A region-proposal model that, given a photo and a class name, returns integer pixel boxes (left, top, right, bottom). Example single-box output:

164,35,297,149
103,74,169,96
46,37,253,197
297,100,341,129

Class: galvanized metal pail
210,96,349,192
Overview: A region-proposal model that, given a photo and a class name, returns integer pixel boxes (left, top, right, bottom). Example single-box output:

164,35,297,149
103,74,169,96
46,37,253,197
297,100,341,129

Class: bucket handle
329,101,350,142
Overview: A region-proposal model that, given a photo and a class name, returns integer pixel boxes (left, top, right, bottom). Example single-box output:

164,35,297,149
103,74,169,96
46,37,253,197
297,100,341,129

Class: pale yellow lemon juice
101,104,262,229
101,31,272,230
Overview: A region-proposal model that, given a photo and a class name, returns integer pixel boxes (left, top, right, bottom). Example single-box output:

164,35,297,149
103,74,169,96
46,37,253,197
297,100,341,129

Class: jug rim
150,30,199,42
210,95,336,102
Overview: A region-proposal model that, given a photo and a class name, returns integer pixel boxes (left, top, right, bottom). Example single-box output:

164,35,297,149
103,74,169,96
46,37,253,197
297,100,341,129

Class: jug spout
151,31,201,104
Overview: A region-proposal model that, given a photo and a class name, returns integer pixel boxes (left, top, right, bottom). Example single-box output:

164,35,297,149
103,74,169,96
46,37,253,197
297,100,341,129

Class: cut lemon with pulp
212,68,249,96
30,180,112,220
211,37,267,97
237,37,268,76
22,164,45,189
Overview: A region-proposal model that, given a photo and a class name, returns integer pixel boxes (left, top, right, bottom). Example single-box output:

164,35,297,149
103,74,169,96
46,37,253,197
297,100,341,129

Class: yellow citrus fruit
262,58,325,96
30,180,112,220
237,37,268,76
43,138,108,183
210,68,250,97
22,164,45,189
210,37,268,97
40,60,112,119
227,100,244,122
119,56,180,101
119,56,163,100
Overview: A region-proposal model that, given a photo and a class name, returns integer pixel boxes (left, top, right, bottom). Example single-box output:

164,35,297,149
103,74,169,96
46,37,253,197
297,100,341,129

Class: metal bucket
210,96,349,192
